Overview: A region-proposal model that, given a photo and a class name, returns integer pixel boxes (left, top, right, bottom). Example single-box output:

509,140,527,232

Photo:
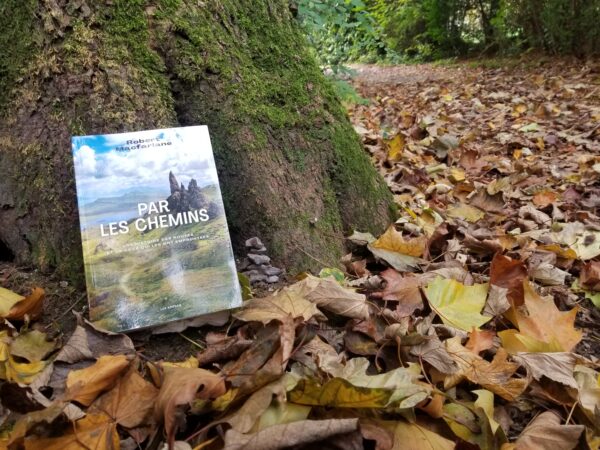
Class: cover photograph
72,126,241,332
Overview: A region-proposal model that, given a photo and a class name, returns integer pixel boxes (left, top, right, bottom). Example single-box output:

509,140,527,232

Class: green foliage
297,0,393,69
301,0,600,63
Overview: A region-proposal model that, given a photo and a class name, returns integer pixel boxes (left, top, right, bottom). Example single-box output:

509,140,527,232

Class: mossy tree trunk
0,0,394,283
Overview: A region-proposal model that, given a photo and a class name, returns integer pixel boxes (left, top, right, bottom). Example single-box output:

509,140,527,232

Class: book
72,126,242,332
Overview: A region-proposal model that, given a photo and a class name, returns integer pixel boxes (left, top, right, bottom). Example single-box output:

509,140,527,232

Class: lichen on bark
0,0,394,282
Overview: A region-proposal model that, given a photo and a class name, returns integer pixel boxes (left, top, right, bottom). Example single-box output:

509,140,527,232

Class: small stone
248,253,271,265
263,266,283,276
266,275,279,283
245,237,264,249
59,281,69,288
237,259,250,271
245,270,267,284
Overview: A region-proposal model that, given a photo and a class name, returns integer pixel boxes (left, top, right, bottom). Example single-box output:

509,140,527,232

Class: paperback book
72,126,242,332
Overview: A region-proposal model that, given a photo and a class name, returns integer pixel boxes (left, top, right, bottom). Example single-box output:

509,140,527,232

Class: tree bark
0,0,394,283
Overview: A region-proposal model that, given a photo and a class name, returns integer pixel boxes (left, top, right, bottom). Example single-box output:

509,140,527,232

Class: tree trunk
0,0,394,283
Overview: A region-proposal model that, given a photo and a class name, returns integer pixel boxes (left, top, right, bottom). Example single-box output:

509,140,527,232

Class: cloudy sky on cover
72,126,218,205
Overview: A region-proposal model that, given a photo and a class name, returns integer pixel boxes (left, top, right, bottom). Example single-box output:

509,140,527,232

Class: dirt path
348,62,467,85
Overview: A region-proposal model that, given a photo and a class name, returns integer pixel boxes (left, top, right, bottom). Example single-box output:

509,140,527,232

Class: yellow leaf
370,226,427,257
289,378,392,408
473,389,500,434
0,330,48,384
24,413,119,450
0,287,25,316
66,354,130,406
499,280,581,353
449,167,465,183
374,420,455,450
446,203,485,222
3,288,45,321
424,277,491,331
386,134,404,161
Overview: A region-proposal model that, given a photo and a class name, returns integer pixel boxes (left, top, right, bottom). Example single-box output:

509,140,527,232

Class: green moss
0,0,39,111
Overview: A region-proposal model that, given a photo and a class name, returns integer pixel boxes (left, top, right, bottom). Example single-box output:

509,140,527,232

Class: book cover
72,126,242,332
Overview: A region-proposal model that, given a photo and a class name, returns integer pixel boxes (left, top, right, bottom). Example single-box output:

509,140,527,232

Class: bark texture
0,0,394,283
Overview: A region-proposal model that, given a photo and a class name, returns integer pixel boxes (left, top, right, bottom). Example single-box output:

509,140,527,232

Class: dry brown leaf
465,328,496,355
92,367,159,429
66,354,130,406
379,269,423,317
512,352,578,388
222,418,359,450
509,411,584,450
533,191,558,207
155,366,226,446
233,289,325,324
445,337,527,401
24,413,119,450
290,275,370,320
580,261,600,291
490,254,527,309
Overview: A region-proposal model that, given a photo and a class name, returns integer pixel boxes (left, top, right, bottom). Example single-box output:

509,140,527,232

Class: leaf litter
0,60,600,449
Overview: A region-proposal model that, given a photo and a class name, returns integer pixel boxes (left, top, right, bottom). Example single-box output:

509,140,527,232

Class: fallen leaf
92,367,159,429
55,320,135,364
0,330,47,384
573,365,600,424
465,328,496,355
368,226,427,270
290,275,370,320
223,418,359,450
512,352,578,388
66,354,130,406
0,287,25,316
386,134,405,161
445,337,527,401
473,389,501,434
510,411,584,450
580,261,600,291
424,276,491,331
372,420,455,450
446,203,485,222
490,254,527,309
379,269,423,317
223,373,300,433
24,413,119,450
533,191,558,207
11,330,57,362
289,377,425,409
234,289,325,324
1,287,45,320
499,280,581,353
155,366,226,446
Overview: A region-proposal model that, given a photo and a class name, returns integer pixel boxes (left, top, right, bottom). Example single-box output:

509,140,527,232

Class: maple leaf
379,269,423,317
234,289,325,324
368,226,427,271
444,337,527,401
66,355,131,406
424,276,491,331
498,280,582,353
24,413,119,450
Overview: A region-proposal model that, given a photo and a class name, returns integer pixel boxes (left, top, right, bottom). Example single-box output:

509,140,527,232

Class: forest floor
1,58,600,449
